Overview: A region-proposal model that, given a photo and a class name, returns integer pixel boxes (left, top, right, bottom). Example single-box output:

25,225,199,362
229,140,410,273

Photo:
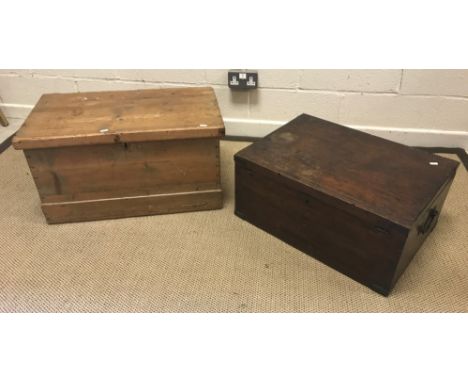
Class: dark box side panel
390,176,455,288
235,161,408,296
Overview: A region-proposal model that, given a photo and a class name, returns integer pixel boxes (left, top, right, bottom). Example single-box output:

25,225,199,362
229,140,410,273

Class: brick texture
1,69,468,138
249,89,342,122
340,93,468,131
401,70,468,97
300,70,401,92
0,74,76,105
76,79,160,93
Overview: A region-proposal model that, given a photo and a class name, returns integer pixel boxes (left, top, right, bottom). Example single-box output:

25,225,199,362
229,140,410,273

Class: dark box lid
235,114,459,228
13,87,224,150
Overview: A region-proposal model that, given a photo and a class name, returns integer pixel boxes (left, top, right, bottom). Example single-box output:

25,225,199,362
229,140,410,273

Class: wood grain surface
25,139,221,204
26,137,222,223
14,87,224,223
234,114,459,295
235,114,459,228
13,87,225,149
42,189,223,224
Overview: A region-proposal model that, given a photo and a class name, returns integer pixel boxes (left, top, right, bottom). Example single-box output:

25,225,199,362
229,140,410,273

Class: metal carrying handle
418,208,439,235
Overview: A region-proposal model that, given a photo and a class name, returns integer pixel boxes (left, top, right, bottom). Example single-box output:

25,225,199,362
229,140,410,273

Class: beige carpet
0,141,467,312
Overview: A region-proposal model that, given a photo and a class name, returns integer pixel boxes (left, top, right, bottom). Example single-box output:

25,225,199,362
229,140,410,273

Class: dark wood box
234,114,459,295
13,87,225,224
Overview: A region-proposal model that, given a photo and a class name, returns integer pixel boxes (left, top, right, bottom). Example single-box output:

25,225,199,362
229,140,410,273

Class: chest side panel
41,189,223,224
390,175,456,288
25,138,221,204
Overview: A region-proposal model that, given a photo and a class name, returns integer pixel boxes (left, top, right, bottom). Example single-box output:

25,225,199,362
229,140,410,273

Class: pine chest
234,114,459,295
13,87,225,224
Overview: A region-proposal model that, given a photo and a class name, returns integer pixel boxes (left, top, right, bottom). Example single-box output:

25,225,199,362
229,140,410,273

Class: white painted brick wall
340,93,468,131
300,70,402,92
0,73,76,105
212,87,249,119
75,78,160,93
401,69,468,97
249,89,342,121
1,69,468,148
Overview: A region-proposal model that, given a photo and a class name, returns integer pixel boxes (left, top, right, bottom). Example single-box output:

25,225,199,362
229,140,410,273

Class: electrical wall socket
228,70,258,89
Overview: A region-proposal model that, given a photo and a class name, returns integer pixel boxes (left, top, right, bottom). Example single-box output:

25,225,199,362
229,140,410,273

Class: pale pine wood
14,87,224,223
42,189,223,224
25,137,223,223
25,139,221,204
13,87,224,149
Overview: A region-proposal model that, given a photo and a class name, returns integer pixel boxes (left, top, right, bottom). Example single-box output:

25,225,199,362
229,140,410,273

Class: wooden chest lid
13,87,224,149
235,114,460,228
